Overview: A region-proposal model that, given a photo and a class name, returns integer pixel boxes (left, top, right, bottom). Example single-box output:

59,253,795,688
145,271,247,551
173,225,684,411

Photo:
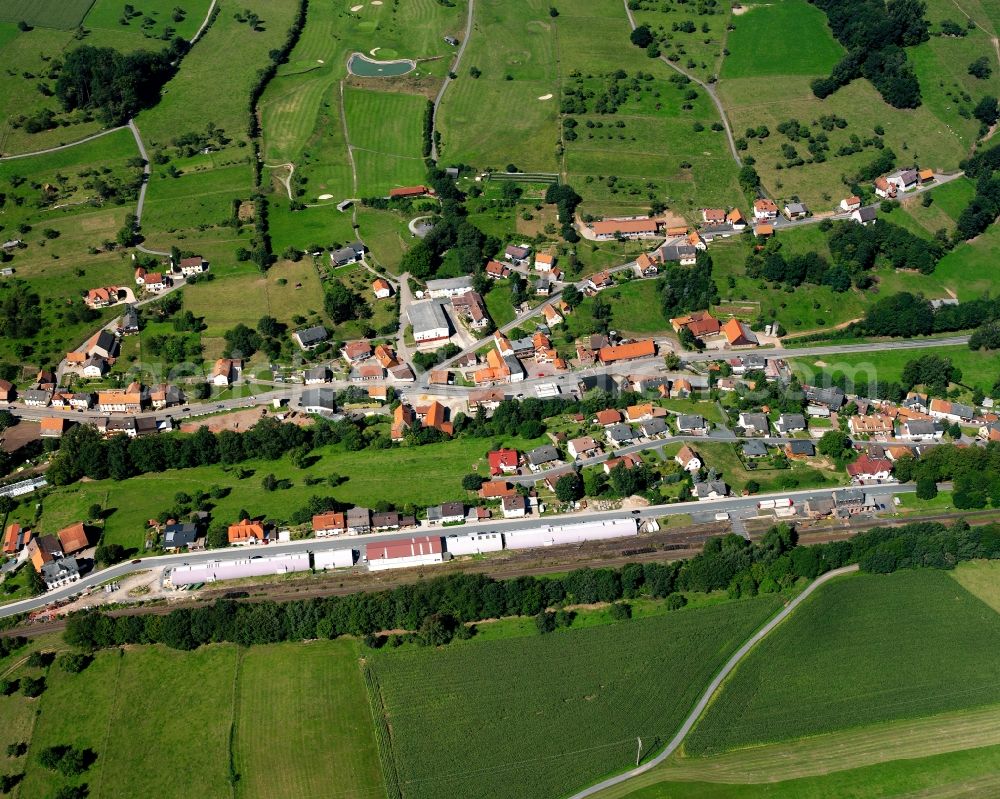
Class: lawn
720,0,844,79
485,280,517,327
899,176,976,235
566,279,668,339
235,640,384,799
693,441,844,495
343,87,428,196
934,223,1000,301
36,432,549,551
369,595,783,799
950,559,1000,615
789,344,1000,395
84,0,213,41
685,569,1000,756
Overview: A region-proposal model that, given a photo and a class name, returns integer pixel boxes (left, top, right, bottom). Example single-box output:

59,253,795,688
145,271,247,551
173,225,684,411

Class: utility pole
636,737,642,766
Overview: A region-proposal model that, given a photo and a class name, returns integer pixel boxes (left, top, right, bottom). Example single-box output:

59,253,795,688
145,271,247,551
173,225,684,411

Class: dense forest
809,0,928,108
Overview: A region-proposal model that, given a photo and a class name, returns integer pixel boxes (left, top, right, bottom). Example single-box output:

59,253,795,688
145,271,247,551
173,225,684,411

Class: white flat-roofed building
504,518,637,550
445,531,504,556
367,536,444,571
425,275,474,298
313,548,356,570
168,553,310,587
408,301,451,343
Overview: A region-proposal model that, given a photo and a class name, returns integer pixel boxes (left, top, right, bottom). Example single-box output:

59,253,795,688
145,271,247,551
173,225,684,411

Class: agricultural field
685,569,1000,756
596,704,1000,799
0,637,383,799
719,0,844,79
30,431,549,552
789,344,1000,397
0,0,95,28
369,595,783,799
630,0,733,84
83,0,213,43
898,175,975,235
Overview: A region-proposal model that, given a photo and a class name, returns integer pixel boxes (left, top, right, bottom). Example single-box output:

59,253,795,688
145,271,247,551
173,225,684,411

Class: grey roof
106,417,136,433
740,412,770,431
301,388,336,412
891,169,918,184
22,389,50,404
834,488,866,505
640,418,668,436
903,420,937,435
787,440,815,456
606,423,635,442
742,439,769,457
951,402,975,420
856,206,878,222
527,444,559,465
777,413,806,430
693,480,727,498
505,245,530,259
295,326,328,347
121,305,138,329
677,414,707,431
510,336,535,353
372,511,399,528
93,329,117,354
657,244,697,262
805,386,846,409
786,202,807,214
425,275,473,293
408,300,449,335
503,355,525,376
40,556,79,585
163,523,199,547
304,366,330,382
331,242,365,264
346,507,370,527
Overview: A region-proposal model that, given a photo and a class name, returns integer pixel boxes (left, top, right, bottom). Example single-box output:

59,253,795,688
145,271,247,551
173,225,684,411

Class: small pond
347,53,415,77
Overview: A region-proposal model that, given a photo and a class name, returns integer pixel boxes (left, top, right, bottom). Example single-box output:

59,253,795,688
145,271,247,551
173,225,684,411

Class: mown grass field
685,569,1000,756
567,279,668,337
631,0,732,84
344,87,427,195
84,0,212,42
235,640,384,799
720,0,843,79
30,431,548,552
0,0,94,28
0,638,383,799
369,595,783,799
789,344,1000,395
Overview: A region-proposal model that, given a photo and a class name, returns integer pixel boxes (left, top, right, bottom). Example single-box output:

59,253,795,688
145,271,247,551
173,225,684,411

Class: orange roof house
598,340,656,363
671,311,720,338
417,401,453,436
479,481,516,499
374,344,399,369
389,185,429,199
722,318,757,347
40,417,67,438
753,224,774,238
596,408,623,426
391,404,415,440
57,522,88,554
3,523,21,555
592,218,660,237
228,519,266,545
312,512,345,534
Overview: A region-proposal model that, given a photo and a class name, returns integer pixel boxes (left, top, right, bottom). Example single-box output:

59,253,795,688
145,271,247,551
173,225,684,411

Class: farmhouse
851,206,878,226
89,330,118,359
929,398,975,423
753,224,774,239
39,417,67,439
591,217,662,240
887,169,918,193
605,423,635,446
372,278,392,299
722,318,758,348
485,260,511,279
210,358,241,386
162,523,199,551
849,414,895,437
542,304,563,326
840,196,862,212
526,444,560,470
347,507,372,535
774,413,806,435
656,243,697,265
505,244,531,265
675,444,702,472
598,340,656,364
585,270,613,291
85,286,123,308
177,256,208,276
452,291,490,329
97,389,142,414
367,536,444,571
671,311,720,338
301,388,336,414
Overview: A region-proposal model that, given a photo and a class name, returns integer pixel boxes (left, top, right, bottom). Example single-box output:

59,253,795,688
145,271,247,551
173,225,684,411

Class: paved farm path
265,162,295,200
567,563,860,799
0,125,128,161
430,0,475,161
621,0,740,165
190,0,219,44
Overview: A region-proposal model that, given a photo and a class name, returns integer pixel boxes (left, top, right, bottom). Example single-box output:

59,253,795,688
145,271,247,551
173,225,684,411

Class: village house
585,270,613,291
625,403,666,423
753,223,774,239
599,340,656,364
162,522,200,551
849,414,895,437
97,388,143,414
701,208,726,224
228,519,269,546
372,278,393,299
671,311,721,340
534,252,555,271
805,386,846,415
874,177,895,199
342,341,373,364
722,318,758,348
887,168,918,194
897,419,944,441
728,209,747,230
595,408,623,427
330,241,366,267
210,358,241,386
346,507,371,535
568,435,600,460
505,244,531,266
501,494,528,519
313,512,346,537
605,423,635,446
656,243,697,266
391,404,415,440
677,414,709,435
604,453,643,475
177,256,208,277
694,480,728,501
753,198,779,221
85,286,123,309
784,202,808,220
427,502,465,525
351,362,384,382
846,454,894,483
452,291,490,330
929,398,975,424
304,366,331,385
425,275,474,299
840,196,862,212
488,448,519,476
542,304,563,327
526,444,560,471
738,412,770,435
640,418,670,438
416,400,453,435
851,206,878,226
89,330,118,360
293,325,328,350
0,379,13,403
675,444,702,473
40,417,67,439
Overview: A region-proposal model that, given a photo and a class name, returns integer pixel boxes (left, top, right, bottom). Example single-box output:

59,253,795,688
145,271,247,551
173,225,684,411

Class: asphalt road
0,483,915,618
566,563,861,799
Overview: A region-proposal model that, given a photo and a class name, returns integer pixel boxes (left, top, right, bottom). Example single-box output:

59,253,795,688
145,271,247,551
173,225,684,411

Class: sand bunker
371,0,383,5
317,59,324,64
538,93,553,100
350,4,363,10
370,47,380,56
317,194,334,200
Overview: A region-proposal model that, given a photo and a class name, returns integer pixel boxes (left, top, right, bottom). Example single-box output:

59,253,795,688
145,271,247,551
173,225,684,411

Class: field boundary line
228,648,244,798
0,125,127,162
567,563,860,799
363,660,403,799
92,650,125,799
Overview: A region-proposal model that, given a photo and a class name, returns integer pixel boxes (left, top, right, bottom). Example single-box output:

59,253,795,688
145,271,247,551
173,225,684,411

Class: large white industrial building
313,548,356,570
503,518,637,550
445,531,504,556
367,536,444,571
168,553,310,587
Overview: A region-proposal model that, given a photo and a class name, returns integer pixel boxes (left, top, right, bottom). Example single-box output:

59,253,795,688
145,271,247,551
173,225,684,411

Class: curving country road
431,0,476,161
567,563,861,799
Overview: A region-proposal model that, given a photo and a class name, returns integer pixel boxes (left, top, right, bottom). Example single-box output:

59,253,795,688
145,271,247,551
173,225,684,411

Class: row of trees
854,291,1000,339
64,518,1000,652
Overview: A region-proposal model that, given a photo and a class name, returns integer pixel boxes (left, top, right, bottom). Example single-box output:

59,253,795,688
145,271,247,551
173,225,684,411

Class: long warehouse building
503,518,637,550
168,553,310,587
